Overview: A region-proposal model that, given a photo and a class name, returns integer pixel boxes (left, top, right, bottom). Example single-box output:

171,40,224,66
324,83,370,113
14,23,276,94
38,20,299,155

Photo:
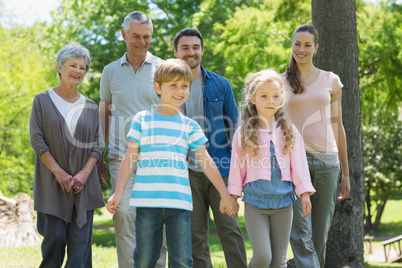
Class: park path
364,236,402,265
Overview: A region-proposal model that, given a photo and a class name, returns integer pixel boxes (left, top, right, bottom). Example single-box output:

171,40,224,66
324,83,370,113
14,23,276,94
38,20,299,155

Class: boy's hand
219,195,239,218
300,193,312,218
106,193,122,214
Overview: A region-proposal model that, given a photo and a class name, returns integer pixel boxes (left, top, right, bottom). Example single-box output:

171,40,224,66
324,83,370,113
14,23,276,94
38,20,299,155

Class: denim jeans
134,207,192,268
109,153,167,268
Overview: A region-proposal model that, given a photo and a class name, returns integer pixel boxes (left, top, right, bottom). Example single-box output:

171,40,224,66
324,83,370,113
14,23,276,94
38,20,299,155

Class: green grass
1,196,401,267
364,194,402,268
366,198,402,237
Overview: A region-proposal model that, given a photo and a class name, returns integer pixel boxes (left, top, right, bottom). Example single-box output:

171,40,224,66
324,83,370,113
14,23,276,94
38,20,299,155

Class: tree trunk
0,193,41,248
311,0,366,267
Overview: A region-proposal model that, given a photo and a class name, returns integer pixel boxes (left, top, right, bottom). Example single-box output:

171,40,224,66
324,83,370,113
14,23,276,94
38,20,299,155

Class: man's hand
97,159,108,187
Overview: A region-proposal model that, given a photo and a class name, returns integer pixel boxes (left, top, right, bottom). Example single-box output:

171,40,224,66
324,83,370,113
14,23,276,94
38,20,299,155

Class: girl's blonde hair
240,69,295,156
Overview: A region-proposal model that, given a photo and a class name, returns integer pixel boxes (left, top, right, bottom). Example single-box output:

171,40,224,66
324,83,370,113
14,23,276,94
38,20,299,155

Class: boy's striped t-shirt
127,109,207,211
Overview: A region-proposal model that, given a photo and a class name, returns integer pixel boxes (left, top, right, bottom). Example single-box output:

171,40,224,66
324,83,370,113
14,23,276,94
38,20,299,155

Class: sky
0,0,390,27
1,0,61,26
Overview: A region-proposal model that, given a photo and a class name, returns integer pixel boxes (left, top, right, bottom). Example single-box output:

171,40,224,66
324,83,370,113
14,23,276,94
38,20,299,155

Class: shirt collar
119,51,154,66
200,66,209,80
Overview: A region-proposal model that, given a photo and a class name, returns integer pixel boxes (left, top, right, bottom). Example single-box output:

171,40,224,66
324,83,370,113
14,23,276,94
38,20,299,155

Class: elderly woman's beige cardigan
30,90,105,228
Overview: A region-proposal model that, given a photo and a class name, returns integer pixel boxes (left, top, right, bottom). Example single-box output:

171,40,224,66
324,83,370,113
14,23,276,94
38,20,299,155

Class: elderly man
173,28,247,268
97,11,166,268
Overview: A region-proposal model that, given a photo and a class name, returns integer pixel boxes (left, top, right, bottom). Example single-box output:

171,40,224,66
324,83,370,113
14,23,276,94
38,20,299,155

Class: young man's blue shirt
200,66,239,177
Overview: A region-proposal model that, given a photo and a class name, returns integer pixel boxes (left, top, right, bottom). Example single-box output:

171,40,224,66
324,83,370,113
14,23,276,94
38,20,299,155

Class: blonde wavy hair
240,69,295,156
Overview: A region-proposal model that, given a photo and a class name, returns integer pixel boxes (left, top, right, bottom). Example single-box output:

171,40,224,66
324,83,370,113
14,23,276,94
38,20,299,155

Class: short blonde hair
154,59,193,96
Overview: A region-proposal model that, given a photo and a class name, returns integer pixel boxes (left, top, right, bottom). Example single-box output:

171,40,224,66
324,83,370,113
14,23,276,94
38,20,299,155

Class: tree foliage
0,1,401,240
213,0,310,101
357,0,402,231
0,24,53,196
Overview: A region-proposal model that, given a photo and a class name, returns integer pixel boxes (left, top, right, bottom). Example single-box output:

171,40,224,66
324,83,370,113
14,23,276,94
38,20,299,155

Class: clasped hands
219,194,240,219
56,169,89,195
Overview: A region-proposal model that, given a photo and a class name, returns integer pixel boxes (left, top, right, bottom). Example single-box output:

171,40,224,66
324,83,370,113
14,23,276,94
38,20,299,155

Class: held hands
97,159,108,187
219,194,240,219
338,174,350,200
300,193,312,218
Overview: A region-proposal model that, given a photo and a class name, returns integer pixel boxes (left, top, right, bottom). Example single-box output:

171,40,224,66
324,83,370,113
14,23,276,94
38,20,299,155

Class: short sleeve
127,113,142,145
100,66,112,102
331,72,343,95
188,120,207,151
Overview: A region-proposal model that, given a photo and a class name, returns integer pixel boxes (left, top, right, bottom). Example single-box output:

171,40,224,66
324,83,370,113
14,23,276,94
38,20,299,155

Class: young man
107,59,238,267
173,28,247,268
97,11,166,268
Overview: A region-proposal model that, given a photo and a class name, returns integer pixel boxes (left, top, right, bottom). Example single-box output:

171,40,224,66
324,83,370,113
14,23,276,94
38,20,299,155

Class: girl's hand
300,193,312,218
106,193,122,214
219,195,239,218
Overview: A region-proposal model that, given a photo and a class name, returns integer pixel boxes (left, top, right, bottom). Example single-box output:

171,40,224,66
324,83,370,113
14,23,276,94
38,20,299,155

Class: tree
357,0,402,232
312,0,365,267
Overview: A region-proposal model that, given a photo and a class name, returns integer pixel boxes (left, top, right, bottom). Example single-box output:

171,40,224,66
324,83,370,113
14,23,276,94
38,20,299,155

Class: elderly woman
29,42,105,268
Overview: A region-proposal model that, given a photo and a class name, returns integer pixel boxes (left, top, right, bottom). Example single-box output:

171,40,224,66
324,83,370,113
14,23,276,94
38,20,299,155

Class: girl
284,24,350,268
228,69,316,268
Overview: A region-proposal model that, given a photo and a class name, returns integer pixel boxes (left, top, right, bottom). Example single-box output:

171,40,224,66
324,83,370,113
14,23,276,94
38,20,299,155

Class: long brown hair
285,24,319,94
240,69,295,156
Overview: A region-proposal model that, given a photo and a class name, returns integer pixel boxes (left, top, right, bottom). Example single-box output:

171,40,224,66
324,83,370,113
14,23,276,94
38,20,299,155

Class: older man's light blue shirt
100,52,163,156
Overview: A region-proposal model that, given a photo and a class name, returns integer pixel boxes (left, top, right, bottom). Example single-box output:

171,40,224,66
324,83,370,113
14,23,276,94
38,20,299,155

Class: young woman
284,24,351,268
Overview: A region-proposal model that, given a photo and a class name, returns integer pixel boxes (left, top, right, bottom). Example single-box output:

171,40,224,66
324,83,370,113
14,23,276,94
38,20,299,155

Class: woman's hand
338,174,350,200
54,169,74,194
40,151,74,194
72,157,98,194
72,169,91,194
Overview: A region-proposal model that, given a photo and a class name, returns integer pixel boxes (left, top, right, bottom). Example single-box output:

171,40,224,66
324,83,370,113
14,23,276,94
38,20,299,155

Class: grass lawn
0,195,401,267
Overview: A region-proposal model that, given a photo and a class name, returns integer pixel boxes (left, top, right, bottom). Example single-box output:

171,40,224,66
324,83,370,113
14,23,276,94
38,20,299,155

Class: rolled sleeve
29,96,50,157
228,130,246,197
290,128,316,197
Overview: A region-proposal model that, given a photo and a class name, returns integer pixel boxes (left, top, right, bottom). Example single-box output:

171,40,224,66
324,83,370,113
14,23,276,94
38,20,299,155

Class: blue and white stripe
127,109,207,211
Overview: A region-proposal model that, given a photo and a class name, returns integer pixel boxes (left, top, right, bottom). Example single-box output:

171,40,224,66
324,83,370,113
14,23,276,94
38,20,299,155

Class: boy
107,59,238,267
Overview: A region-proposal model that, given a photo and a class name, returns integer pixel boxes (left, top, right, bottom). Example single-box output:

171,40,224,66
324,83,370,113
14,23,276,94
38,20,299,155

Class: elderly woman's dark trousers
37,208,94,268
